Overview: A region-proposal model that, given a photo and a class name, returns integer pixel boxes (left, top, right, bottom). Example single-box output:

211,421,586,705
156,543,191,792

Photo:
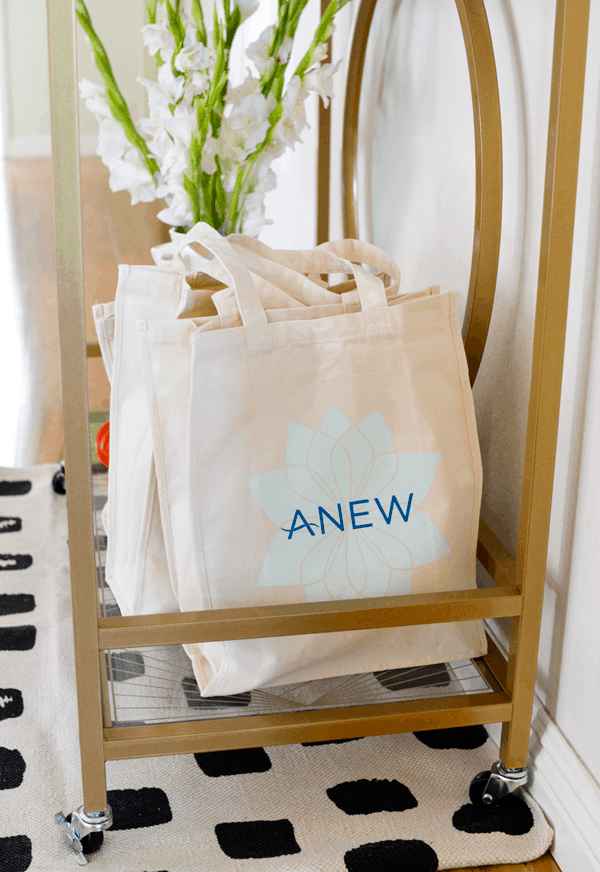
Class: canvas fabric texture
135,224,486,697
0,464,553,872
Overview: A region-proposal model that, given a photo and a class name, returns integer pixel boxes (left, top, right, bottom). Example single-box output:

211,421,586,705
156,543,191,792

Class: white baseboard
4,134,98,158
485,622,600,872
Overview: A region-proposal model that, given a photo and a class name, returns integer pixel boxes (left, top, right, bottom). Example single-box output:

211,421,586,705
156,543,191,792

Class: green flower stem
294,0,352,78
75,0,159,178
190,0,207,44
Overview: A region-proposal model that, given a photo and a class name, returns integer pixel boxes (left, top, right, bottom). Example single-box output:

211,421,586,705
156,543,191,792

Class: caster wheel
52,466,66,495
469,770,510,812
65,815,104,855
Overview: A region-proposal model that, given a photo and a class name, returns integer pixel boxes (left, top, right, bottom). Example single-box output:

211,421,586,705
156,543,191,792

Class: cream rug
0,465,553,871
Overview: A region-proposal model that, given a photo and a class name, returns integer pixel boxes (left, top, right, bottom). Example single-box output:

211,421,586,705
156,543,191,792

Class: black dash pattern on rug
0,481,31,497
452,795,534,836
107,788,172,830
344,838,438,871
182,676,251,709
0,555,33,572
0,626,36,652
0,517,22,534
375,663,450,691
0,689,23,721
215,819,301,859
194,747,272,777
327,779,418,816
0,835,32,872
414,725,488,750
302,737,364,747
0,595,35,617
106,651,145,682
0,748,26,790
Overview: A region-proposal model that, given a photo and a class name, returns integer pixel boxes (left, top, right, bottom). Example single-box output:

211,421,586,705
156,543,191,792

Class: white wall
0,0,148,156
330,0,600,867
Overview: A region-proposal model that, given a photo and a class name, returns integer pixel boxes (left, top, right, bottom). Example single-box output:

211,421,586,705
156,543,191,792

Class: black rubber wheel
52,467,66,495
468,770,510,812
65,815,104,855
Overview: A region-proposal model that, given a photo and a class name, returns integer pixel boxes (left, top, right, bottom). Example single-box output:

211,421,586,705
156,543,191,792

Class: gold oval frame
342,0,502,384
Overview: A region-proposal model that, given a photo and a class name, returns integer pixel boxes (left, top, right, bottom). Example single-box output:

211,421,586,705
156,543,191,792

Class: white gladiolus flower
276,76,308,148
277,37,292,64
107,151,156,204
96,117,130,164
165,107,197,148
228,92,271,152
311,43,329,65
227,73,261,103
304,60,341,108
80,0,349,235
246,25,274,74
141,24,174,59
201,136,219,175
175,42,210,72
137,76,172,118
236,0,259,21
186,71,210,101
158,63,186,103
157,186,194,227
79,79,111,118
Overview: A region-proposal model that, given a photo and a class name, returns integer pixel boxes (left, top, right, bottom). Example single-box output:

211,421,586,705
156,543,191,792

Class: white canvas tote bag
140,224,486,696
97,243,348,616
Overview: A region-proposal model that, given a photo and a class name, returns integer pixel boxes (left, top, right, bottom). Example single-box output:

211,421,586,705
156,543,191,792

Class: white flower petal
286,422,315,466
306,432,338,503
340,427,374,499
245,468,315,526
332,442,352,504
357,409,395,453
372,509,450,567
299,529,342,588
377,452,441,507
257,526,316,587
362,525,413,571
286,466,335,507
364,453,399,497
319,405,352,439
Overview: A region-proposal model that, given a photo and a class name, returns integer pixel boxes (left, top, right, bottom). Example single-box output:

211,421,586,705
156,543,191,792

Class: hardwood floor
3,155,168,466
453,854,559,872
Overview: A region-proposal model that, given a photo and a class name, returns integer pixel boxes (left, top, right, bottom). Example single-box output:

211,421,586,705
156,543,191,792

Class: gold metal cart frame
46,0,590,858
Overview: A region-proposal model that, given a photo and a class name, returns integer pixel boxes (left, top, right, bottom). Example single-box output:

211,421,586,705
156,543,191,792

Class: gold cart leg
500,0,590,769
317,0,331,246
46,0,110,846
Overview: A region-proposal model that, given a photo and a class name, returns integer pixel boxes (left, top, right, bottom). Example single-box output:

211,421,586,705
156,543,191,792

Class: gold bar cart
46,0,590,862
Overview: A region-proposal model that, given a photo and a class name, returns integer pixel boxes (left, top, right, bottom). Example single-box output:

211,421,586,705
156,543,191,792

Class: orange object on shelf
96,421,110,467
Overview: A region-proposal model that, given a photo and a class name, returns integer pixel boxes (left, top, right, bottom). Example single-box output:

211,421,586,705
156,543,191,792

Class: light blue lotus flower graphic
245,406,450,602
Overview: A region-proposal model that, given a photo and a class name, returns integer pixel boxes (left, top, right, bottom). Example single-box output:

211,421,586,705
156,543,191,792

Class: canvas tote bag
96,244,345,615
140,224,486,696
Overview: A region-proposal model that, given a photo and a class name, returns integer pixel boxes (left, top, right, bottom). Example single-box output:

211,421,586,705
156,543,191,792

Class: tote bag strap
230,244,341,307
264,249,388,311
226,236,387,312
171,224,267,326
227,235,328,287
315,239,400,288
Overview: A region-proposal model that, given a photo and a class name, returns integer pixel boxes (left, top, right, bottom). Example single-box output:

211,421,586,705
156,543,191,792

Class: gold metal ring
342,0,502,384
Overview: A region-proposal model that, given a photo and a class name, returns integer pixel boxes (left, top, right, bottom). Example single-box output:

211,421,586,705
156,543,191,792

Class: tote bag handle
230,235,398,304
172,224,268,326
174,224,388,315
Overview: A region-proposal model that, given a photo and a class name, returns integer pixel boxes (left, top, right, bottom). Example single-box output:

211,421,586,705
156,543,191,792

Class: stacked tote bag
95,223,486,697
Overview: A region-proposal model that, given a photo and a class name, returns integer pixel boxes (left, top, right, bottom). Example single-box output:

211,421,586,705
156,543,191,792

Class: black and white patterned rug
0,465,553,871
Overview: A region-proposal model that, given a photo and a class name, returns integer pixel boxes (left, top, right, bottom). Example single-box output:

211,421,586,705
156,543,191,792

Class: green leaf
75,0,159,178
